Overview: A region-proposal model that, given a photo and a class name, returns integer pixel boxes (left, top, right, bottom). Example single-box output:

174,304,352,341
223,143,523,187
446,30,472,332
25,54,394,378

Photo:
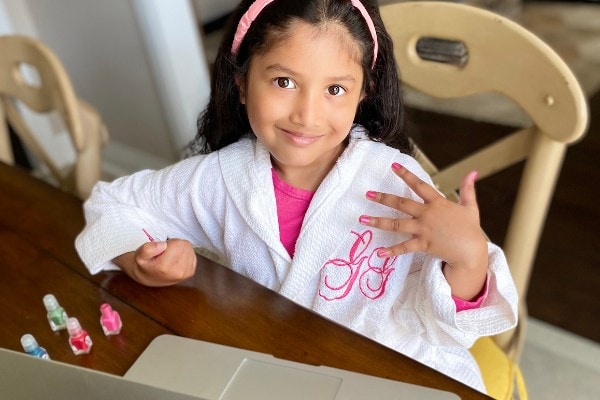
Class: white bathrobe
76,126,518,393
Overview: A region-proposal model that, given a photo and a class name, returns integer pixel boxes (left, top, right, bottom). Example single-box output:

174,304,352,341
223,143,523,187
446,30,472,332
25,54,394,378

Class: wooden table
0,162,490,399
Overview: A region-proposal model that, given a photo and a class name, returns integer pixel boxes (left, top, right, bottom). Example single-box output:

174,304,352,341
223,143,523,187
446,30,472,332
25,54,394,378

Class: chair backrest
380,1,589,360
0,34,108,199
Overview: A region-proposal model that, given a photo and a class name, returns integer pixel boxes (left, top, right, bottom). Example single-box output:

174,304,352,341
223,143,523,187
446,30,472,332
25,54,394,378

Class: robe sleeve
75,155,219,274
407,242,518,348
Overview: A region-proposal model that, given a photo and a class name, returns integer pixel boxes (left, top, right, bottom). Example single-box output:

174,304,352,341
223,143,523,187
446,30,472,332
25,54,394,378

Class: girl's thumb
458,171,478,209
148,241,167,257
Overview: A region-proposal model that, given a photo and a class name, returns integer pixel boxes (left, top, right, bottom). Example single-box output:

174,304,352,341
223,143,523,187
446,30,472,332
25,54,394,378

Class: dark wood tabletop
0,162,490,399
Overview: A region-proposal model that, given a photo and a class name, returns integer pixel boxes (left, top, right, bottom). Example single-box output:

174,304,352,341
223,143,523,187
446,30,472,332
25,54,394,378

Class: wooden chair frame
380,1,589,361
0,35,108,199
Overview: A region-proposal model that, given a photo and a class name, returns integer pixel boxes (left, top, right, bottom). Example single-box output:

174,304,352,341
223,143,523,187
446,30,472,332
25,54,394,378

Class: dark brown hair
185,0,409,156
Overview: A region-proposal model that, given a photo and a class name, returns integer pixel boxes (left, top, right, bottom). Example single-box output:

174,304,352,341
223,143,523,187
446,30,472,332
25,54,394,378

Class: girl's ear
235,75,246,104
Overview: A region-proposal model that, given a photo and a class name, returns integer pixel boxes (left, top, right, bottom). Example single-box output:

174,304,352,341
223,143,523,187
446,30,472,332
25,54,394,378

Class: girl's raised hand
114,239,197,287
360,163,488,299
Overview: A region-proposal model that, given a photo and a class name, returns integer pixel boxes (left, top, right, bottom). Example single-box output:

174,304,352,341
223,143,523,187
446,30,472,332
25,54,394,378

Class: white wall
2,0,211,178
0,0,36,35
0,0,15,34
192,0,240,24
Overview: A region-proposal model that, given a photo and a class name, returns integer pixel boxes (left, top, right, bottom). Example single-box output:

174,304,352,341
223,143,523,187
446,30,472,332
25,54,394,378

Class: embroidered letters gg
319,230,397,300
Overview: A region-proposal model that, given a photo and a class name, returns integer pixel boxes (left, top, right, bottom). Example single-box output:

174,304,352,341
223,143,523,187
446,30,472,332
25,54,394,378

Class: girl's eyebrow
266,64,357,82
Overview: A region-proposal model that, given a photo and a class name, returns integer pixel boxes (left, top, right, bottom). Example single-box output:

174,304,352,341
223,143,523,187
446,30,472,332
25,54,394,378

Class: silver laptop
0,345,200,400
125,335,459,400
0,335,459,399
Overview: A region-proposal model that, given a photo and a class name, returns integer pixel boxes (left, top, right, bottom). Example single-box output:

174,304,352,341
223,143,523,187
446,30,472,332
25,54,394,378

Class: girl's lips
282,129,322,146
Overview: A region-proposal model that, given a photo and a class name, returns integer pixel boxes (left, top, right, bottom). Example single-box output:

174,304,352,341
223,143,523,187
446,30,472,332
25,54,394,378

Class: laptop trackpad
220,358,342,400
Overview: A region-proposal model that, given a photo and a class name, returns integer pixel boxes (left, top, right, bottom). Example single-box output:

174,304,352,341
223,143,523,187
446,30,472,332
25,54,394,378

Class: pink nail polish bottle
100,303,122,336
66,317,93,355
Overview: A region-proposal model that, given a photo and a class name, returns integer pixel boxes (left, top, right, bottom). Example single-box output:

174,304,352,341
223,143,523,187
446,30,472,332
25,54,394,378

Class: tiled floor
521,1,600,96
521,318,600,399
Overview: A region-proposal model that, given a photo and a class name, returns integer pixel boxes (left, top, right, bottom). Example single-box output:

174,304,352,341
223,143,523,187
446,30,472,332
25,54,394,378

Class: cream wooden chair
380,1,588,398
0,35,108,200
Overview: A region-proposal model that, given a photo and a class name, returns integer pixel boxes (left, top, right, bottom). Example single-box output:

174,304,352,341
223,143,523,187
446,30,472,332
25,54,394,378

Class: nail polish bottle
99,303,122,336
20,334,50,360
66,317,93,355
43,294,68,331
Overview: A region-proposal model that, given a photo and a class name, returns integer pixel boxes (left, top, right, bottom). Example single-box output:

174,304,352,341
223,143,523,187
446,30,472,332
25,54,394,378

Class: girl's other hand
114,239,197,287
360,163,488,299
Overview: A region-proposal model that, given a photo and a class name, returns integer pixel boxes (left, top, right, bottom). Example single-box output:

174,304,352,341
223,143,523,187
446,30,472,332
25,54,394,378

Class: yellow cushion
470,337,528,400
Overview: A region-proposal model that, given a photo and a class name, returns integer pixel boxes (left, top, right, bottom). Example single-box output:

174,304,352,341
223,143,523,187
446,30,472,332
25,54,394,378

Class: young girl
76,0,517,393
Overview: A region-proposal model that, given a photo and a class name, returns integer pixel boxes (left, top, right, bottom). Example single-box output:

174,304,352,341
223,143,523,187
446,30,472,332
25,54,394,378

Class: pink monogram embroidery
319,230,397,301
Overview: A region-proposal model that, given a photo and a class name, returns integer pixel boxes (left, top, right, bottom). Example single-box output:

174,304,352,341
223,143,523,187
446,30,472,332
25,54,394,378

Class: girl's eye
274,77,295,89
327,85,346,96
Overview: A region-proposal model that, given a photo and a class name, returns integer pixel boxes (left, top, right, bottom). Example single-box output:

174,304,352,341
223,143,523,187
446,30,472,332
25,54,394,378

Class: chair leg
0,104,15,165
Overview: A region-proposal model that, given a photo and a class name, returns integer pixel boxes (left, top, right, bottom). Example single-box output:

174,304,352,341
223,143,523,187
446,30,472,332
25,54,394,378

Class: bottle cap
66,317,82,336
43,294,60,312
100,303,113,316
20,334,38,353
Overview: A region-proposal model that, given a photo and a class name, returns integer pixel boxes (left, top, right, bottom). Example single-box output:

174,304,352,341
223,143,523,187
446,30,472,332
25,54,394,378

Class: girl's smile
280,128,324,146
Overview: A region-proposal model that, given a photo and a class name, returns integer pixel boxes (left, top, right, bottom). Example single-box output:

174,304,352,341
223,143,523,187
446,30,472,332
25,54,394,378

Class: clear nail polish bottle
20,334,50,359
100,303,122,336
43,294,68,331
66,317,93,355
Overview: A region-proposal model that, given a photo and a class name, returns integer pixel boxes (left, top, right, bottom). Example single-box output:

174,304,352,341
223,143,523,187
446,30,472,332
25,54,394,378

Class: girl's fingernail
392,163,402,171
366,191,377,199
359,215,371,224
471,170,478,182
377,249,390,258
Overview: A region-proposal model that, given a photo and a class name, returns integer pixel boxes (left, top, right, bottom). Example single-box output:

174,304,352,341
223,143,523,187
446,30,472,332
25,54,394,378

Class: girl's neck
271,147,344,192
271,162,327,192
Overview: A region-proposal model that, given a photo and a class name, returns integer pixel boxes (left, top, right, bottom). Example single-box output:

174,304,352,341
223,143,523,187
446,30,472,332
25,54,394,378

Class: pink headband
231,0,379,68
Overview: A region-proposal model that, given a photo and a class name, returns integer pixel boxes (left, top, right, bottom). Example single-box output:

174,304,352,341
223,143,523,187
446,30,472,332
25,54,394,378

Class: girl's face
238,20,365,190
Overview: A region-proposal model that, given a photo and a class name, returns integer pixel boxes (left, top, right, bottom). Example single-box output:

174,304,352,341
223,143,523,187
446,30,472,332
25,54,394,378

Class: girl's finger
366,190,423,217
359,214,420,235
458,171,479,211
391,163,441,202
377,237,423,258
137,241,167,261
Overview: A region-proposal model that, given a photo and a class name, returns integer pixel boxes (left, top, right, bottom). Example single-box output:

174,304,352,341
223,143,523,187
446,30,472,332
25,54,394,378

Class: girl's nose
289,90,323,127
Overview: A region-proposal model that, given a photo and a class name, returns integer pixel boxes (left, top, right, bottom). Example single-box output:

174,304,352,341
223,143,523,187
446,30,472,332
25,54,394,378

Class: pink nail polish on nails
359,215,371,224
366,191,377,199
392,163,402,171
377,249,390,258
